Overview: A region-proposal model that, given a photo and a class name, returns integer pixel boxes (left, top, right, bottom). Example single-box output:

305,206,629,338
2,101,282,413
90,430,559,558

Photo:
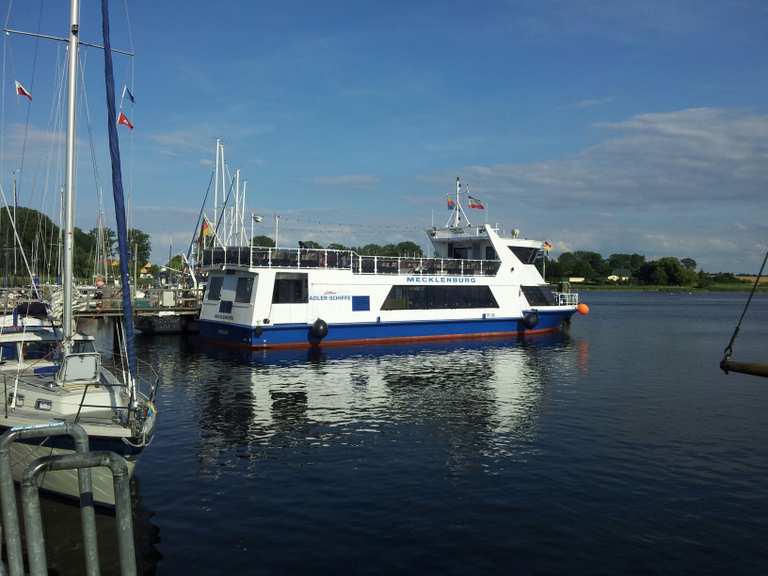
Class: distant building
607,269,631,282
568,277,586,283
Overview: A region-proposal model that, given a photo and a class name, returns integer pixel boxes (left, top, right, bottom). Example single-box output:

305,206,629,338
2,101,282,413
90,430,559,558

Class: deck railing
199,246,502,277
553,291,579,305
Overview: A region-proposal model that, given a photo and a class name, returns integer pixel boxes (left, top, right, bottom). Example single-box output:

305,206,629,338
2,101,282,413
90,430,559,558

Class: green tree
127,228,152,266
395,241,423,256
558,252,578,276
358,244,382,255
250,235,275,247
572,259,595,280
327,243,349,251
681,257,697,270
574,251,609,278
299,240,323,249
167,254,184,270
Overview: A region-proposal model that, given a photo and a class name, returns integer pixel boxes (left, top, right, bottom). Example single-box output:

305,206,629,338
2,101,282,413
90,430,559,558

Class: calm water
43,291,768,575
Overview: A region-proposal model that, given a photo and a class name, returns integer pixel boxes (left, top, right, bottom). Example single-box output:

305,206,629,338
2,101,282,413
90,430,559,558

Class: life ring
522,311,539,329
309,318,328,339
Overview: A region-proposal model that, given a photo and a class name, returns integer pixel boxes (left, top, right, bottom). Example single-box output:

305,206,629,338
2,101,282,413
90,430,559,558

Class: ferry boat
197,178,588,349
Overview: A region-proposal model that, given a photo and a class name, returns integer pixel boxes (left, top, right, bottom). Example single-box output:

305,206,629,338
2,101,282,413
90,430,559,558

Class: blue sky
3,0,767,272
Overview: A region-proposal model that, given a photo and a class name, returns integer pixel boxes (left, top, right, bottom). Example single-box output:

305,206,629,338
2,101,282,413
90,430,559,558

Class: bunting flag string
117,110,134,130
14,80,32,101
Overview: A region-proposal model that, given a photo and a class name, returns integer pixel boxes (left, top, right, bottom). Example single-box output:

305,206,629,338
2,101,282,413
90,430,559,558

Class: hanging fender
309,318,328,339
522,311,539,329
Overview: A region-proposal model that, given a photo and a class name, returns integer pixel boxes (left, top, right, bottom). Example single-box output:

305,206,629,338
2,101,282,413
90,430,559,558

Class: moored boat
0,0,157,506
197,178,588,349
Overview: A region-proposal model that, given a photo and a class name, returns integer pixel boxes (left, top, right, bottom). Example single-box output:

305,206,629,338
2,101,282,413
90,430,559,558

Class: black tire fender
310,318,328,339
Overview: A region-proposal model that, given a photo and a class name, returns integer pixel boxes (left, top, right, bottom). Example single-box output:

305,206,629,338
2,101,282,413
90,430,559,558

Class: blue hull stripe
199,311,574,348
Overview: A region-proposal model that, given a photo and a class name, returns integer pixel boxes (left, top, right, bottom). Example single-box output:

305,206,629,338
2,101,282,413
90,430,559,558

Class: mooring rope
722,250,768,364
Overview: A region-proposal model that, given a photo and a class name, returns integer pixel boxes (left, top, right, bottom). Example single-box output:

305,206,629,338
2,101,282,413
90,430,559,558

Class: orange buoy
576,303,590,315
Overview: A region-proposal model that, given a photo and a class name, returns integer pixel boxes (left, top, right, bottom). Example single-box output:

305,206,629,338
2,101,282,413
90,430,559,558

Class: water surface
43,291,768,575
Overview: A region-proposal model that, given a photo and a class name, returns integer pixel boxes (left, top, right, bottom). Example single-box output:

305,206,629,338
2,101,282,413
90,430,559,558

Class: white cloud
460,107,768,208
421,107,768,271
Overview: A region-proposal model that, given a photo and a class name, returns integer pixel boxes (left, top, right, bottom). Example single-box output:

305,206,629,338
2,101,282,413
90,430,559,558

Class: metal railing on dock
0,422,137,576
74,286,203,319
200,246,502,277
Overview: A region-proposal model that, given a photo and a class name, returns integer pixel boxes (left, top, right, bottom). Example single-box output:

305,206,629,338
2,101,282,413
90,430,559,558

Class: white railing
200,246,502,277
553,292,579,305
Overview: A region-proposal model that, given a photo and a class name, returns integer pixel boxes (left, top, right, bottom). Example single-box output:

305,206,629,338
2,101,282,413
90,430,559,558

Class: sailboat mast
62,0,80,348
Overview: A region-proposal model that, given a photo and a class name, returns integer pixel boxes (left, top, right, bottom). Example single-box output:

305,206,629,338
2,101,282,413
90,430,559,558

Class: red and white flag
14,80,32,101
468,195,485,210
117,111,134,130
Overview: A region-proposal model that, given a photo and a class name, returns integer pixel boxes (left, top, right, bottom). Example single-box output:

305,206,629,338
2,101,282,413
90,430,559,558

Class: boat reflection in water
194,333,588,475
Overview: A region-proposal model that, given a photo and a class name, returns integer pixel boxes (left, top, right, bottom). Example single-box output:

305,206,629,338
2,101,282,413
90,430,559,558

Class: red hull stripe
200,326,563,351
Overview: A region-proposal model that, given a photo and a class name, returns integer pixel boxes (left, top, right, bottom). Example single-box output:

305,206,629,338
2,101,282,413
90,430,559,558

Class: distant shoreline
575,284,768,293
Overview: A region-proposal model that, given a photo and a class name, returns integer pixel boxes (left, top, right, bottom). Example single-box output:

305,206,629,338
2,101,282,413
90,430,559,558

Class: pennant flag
468,196,485,210
125,86,135,104
543,241,553,252
14,80,32,101
447,197,456,210
117,111,134,130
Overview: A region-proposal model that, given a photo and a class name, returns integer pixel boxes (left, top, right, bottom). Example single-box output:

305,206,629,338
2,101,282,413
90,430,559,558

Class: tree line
250,235,424,257
0,205,152,282
542,251,741,287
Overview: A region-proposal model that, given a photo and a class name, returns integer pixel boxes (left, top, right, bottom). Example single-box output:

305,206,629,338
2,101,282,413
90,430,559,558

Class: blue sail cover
100,0,137,379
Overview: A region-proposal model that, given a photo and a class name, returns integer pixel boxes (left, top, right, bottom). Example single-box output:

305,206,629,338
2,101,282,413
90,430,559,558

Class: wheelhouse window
207,276,224,301
0,343,18,362
272,273,308,304
73,341,96,354
381,285,499,310
235,276,255,304
521,285,556,306
508,246,539,264
21,341,56,360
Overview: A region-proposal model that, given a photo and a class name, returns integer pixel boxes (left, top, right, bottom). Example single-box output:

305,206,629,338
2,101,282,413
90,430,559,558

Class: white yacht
198,178,588,349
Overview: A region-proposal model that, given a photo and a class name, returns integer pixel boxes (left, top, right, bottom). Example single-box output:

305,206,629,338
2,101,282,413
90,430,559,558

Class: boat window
0,343,18,362
207,276,224,301
381,285,499,310
272,273,308,304
508,246,539,264
73,340,96,354
235,276,255,304
521,285,556,306
485,246,497,260
21,341,56,360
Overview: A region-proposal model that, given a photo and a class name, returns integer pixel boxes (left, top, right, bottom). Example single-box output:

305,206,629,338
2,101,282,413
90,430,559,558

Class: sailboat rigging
0,0,157,505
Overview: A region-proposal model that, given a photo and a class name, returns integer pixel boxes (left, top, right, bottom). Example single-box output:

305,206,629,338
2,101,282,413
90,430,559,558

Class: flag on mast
14,80,32,101
125,86,135,104
447,197,456,209
468,195,485,209
117,111,134,130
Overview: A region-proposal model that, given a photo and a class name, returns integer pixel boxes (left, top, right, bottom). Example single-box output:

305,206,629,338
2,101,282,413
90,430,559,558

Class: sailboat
0,0,157,505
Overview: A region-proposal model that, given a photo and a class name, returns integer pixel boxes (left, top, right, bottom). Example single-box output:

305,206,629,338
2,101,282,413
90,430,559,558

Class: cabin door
270,272,310,324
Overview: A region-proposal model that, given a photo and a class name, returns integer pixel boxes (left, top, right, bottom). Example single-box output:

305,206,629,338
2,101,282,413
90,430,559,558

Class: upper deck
198,246,502,277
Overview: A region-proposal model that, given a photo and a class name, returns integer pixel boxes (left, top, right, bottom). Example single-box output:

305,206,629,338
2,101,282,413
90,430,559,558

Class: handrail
200,246,502,277
0,423,97,576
